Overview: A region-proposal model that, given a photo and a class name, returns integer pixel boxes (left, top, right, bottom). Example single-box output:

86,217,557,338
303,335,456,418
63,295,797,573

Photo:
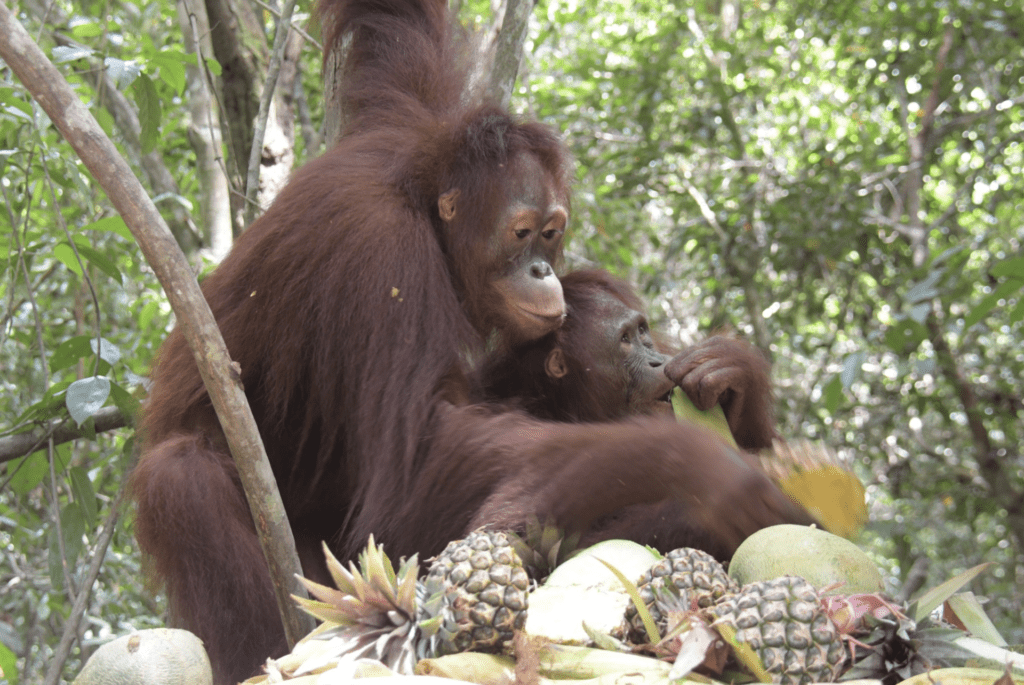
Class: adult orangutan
129,2,811,683
479,269,779,449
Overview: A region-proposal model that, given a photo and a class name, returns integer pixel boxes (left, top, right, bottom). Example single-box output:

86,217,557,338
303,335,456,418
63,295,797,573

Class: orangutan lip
658,390,673,404
517,305,565,325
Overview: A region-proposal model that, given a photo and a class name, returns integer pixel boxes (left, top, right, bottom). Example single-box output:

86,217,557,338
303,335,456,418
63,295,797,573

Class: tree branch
0,407,128,465
486,0,531,109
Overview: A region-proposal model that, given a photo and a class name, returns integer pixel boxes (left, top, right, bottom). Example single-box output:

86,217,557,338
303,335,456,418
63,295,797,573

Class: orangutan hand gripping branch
129,3,811,683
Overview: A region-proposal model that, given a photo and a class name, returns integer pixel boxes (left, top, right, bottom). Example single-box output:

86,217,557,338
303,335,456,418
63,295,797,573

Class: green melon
729,524,884,595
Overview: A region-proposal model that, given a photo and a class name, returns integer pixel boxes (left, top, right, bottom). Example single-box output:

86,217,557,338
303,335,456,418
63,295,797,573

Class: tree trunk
178,0,232,262
203,0,265,233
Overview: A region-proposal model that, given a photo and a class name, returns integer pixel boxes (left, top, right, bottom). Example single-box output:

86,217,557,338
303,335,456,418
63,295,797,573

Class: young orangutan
478,268,779,450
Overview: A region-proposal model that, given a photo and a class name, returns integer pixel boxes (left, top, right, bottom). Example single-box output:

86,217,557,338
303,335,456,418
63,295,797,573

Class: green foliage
524,0,1023,643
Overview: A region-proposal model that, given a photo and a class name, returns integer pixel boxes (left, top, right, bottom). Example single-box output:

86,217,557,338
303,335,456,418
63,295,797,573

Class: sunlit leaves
66,376,111,425
132,73,161,154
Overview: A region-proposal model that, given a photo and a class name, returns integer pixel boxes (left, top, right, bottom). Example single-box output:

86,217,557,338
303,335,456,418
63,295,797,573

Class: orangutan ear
545,348,568,379
438,189,460,222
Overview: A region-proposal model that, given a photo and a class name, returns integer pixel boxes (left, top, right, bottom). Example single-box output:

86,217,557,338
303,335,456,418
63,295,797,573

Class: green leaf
70,22,104,38
50,335,94,373
946,592,1007,647
906,270,942,303
138,300,160,331
714,621,772,682
884,319,928,355
150,52,188,95
132,73,161,154
841,351,865,389
104,57,142,90
7,452,48,495
66,376,111,425
672,388,737,447
83,215,133,241
73,241,123,284
910,562,992,622
54,242,83,277
109,382,141,420
964,279,1024,330
69,466,98,529
0,642,17,684
823,374,843,414
49,502,87,590
990,256,1024,279
1009,297,1024,324
205,57,223,76
89,337,120,366
52,45,95,63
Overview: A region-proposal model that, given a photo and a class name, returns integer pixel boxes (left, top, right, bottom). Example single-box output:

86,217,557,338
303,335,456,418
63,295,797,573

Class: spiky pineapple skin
710,575,845,685
627,547,739,636
423,530,530,655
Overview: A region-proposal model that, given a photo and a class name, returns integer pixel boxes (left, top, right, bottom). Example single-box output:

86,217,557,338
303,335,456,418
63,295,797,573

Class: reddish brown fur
479,269,663,422
480,269,779,448
131,3,808,684
476,269,785,555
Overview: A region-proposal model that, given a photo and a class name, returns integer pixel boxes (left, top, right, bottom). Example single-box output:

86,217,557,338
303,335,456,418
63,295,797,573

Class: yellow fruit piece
763,440,868,540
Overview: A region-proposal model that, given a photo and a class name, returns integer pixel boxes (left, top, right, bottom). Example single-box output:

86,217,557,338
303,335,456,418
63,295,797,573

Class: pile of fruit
244,523,1023,685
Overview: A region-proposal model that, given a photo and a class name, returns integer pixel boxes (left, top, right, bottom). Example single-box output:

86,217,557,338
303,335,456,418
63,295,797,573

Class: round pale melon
72,628,212,685
729,524,884,595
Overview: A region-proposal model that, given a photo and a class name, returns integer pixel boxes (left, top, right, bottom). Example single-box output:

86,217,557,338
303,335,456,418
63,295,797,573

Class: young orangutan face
545,291,676,418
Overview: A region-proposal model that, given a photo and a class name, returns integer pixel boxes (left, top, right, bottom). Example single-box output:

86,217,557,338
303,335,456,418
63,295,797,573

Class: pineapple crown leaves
292,536,420,627
908,562,992,622
840,614,977,682
507,519,580,579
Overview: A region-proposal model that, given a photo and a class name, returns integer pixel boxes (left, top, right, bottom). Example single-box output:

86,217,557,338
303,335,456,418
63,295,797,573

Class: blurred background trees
1,0,1021,680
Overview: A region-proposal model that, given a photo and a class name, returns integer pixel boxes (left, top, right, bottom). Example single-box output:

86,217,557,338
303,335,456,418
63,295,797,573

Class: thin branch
41,482,128,685
252,0,321,51
243,0,298,226
0,406,129,465
47,436,77,604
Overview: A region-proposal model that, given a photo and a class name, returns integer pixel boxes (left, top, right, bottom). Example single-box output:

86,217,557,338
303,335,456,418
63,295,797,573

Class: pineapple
421,529,530,655
292,536,428,674
709,575,846,685
627,547,739,638
507,518,580,581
